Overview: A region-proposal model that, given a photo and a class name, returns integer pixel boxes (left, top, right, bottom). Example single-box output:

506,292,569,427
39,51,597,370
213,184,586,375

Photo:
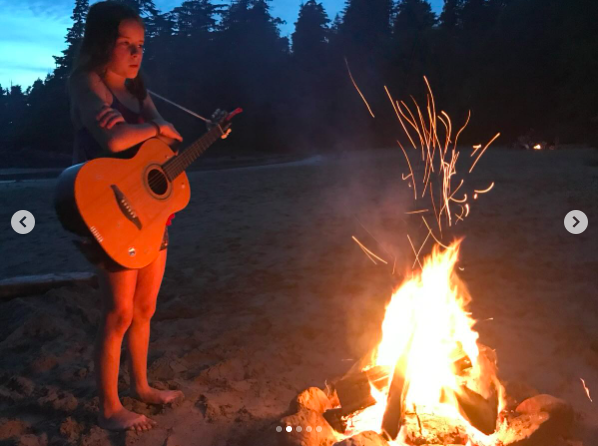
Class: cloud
0,0,73,23
0,14,68,44
0,6,67,87
1,62,54,73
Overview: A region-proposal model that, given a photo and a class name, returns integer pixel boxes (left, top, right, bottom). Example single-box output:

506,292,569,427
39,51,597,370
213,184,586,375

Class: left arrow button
11,210,35,235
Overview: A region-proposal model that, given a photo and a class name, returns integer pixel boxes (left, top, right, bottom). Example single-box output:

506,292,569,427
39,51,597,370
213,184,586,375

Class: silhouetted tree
173,0,219,37
460,0,488,34
289,1,333,149
118,0,158,17
167,0,221,95
336,0,393,61
215,0,290,150
439,0,462,29
292,1,329,63
53,0,89,81
0,85,8,149
390,0,437,93
3,0,598,166
142,11,176,91
394,0,436,35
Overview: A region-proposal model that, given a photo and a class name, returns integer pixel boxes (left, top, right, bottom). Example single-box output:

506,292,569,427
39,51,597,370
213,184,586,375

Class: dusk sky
0,0,444,89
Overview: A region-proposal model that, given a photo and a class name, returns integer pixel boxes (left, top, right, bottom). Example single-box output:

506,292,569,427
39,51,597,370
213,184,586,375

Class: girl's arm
141,93,178,147
69,71,162,153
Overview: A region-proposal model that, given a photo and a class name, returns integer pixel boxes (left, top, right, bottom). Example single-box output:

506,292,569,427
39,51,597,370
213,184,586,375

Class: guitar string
147,123,223,190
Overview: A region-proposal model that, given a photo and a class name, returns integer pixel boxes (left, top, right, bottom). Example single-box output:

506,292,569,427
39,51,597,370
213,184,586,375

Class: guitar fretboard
163,124,224,180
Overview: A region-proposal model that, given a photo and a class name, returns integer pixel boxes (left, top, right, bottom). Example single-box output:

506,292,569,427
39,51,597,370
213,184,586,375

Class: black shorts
75,227,169,272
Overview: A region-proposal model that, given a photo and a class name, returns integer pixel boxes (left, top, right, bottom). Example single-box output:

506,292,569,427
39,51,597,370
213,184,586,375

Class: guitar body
55,138,190,269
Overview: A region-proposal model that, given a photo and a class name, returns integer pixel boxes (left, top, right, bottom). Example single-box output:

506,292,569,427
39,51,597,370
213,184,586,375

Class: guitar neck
163,125,223,180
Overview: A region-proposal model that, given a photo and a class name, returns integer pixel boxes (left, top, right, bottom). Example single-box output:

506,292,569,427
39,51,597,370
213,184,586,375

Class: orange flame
343,77,504,444
343,243,505,444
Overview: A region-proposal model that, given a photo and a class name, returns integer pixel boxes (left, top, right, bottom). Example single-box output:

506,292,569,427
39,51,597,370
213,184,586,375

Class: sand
0,148,596,446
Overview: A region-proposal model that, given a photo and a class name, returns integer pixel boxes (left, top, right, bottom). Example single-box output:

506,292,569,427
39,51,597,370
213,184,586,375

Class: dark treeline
1,0,597,166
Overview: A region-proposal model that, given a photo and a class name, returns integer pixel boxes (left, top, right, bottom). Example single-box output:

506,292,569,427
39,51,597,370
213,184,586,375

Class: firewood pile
275,363,580,446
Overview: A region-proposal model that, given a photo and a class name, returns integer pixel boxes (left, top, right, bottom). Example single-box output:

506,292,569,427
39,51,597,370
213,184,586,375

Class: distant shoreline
0,153,315,182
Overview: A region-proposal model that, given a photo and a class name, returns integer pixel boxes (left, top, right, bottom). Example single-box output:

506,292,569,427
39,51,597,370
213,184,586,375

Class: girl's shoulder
68,70,112,106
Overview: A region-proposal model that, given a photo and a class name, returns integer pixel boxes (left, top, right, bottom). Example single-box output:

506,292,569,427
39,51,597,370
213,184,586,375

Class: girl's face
106,19,145,80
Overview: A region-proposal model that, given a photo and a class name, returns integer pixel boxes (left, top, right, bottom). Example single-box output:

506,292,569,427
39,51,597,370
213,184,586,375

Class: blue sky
0,0,444,89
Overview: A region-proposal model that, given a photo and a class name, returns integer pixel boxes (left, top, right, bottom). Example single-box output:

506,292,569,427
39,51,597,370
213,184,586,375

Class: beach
0,148,596,446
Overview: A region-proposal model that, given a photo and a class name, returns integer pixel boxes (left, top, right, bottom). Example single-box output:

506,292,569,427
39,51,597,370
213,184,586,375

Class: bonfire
277,78,576,446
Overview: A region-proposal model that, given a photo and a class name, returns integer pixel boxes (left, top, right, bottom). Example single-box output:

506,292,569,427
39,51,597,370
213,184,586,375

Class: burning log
449,343,502,435
323,407,348,433
364,366,391,391
335,371,377,413
331,346,489,439
451,355,473,375
380,336,412,440
324,367,390,433
448,385,499,435
335,366,389,412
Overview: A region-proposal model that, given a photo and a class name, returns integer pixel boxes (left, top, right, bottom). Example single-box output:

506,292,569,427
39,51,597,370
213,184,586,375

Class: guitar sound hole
147,169,168,195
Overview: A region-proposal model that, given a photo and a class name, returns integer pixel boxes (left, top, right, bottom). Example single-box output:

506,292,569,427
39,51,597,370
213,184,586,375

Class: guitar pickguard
110,185,143,230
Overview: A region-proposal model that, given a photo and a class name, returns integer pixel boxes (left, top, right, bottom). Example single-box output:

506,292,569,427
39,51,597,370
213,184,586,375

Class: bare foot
98,407,157,432
132,386,184,405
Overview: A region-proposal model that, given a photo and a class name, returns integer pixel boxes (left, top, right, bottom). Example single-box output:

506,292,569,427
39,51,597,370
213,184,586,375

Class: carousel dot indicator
276,426,282,432
286,426,292,432
296,426,302,432
306,426,312,432
316,426,322,432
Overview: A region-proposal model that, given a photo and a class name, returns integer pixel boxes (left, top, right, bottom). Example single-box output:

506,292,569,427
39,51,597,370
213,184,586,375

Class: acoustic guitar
54,108,242,269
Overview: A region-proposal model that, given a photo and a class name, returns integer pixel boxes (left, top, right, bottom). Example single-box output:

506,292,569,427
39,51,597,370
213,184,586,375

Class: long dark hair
71,1,147,101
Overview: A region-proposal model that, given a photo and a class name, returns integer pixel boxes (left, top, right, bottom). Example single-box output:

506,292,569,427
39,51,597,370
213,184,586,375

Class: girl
68,1,183,432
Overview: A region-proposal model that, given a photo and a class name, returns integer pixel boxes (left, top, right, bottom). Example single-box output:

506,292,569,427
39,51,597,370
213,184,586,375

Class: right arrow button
565,210,588,235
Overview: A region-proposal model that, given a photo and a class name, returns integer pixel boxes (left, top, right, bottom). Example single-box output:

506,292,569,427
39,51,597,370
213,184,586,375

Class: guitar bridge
110,185,142,230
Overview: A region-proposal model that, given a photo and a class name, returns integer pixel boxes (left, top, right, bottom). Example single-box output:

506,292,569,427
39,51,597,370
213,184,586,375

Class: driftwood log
0,273,98,301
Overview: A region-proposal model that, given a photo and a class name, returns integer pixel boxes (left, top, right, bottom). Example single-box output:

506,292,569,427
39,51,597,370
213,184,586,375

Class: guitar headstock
209,108,243,139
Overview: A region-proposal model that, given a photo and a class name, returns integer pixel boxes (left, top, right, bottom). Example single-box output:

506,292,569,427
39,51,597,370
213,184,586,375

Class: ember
580,378,592,403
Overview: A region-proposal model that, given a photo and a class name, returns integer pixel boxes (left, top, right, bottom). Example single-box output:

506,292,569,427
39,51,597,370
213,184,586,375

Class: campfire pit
277,244,578,446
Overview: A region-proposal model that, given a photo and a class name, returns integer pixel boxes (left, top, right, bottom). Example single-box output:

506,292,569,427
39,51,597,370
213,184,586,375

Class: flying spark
581,378,593,402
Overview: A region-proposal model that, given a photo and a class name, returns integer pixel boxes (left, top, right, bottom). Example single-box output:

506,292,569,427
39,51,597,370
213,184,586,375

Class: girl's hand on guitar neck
207,109,232,139
152,118,183,142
